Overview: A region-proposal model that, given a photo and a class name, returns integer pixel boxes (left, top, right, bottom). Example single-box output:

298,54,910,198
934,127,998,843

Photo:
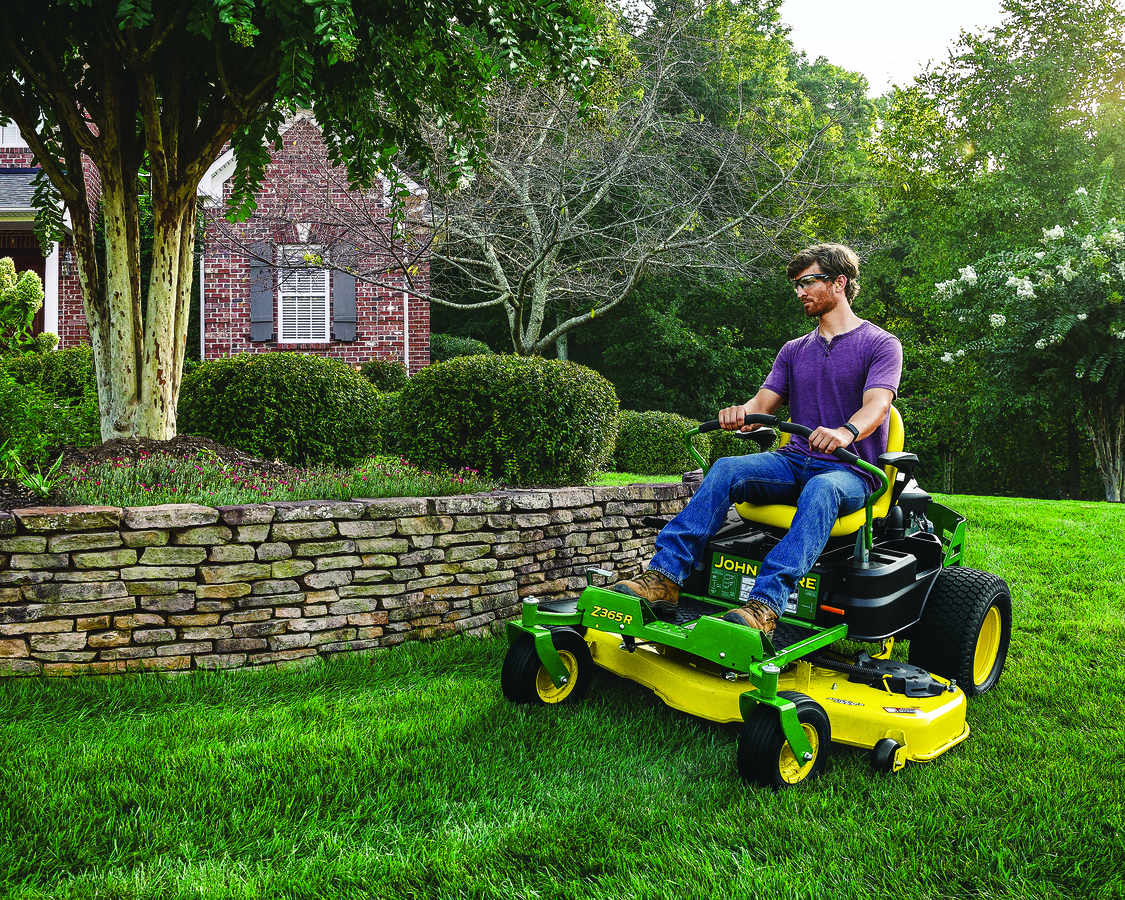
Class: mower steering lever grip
696,414,861,464
697,413,778,435
775,420,862,465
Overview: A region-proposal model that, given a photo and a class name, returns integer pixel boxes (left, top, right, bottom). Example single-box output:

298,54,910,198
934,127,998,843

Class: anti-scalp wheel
870,738,903,774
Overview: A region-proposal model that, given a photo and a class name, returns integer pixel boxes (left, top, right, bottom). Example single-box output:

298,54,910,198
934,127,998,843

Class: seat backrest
734,405,905,537
776,406,904,459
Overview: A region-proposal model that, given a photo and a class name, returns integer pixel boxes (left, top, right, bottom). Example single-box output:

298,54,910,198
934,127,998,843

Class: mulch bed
0,435,297,514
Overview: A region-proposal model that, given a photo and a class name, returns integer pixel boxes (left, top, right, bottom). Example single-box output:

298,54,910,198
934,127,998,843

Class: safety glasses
791,273,836,291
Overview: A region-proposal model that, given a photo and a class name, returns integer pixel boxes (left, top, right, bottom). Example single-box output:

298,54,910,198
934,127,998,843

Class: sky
781,0,1009,96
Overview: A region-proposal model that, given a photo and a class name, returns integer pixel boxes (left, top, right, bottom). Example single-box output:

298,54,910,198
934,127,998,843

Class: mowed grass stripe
1,494,1122,899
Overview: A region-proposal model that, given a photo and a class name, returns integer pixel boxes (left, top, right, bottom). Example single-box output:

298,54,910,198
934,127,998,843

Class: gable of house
199,116,430,372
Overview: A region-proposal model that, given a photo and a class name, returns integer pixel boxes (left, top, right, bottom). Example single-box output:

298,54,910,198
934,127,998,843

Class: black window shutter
249,243,274,342
332,269,357,342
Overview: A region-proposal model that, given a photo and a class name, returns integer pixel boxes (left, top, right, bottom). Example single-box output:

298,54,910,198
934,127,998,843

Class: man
613,243,903,637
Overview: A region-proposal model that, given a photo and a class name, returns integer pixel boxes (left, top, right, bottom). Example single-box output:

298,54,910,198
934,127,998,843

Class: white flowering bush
934,191,1125,500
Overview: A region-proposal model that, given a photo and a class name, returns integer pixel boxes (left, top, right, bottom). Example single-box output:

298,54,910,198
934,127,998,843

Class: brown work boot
722,598,778,637
613,570,680,614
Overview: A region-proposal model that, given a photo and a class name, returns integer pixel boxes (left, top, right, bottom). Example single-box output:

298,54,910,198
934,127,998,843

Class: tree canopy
862,0,1125,497
0,0,594,439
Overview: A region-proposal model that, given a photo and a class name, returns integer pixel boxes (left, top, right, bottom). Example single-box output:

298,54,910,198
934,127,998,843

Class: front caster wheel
501,627,592,705
737,691,830,789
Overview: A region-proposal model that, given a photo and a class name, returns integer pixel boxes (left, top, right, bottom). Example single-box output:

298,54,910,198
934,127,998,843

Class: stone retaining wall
0,484,693,677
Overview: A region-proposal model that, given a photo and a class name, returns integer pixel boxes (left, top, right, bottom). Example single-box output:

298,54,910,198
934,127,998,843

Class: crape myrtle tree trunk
1082,390,1125,502
0,0,593,440
208,0,856,357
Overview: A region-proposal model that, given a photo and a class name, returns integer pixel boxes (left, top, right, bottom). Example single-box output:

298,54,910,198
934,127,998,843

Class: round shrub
612,410,706,476
177,352,383,466
706,426,767,467
429,333,493,362
360,358,409,391
396,355,617,485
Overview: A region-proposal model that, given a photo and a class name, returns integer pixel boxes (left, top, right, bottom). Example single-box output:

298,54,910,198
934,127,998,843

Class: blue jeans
649,452,868,616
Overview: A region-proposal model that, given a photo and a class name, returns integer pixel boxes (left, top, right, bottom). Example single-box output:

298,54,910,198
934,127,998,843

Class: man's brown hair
787,243,861,302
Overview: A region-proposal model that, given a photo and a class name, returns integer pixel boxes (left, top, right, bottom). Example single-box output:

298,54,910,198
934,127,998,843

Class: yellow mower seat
734,406,904,537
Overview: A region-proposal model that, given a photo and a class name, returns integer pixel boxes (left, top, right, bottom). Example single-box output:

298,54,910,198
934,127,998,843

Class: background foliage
9,0,1125,502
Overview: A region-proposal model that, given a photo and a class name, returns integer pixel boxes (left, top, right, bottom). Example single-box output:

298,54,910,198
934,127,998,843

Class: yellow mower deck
586,629,969,765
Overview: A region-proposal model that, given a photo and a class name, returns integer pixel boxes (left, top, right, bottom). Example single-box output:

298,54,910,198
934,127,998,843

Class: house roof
0,168,38,212
198,113,426,208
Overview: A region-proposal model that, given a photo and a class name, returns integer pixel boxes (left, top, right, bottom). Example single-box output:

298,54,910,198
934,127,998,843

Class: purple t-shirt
761,320,903,491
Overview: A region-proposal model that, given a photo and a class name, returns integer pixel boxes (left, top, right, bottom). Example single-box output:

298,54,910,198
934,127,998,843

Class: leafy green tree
0,0,592,441
936,183,1125,500
866,0,1125,494
566,275,801,419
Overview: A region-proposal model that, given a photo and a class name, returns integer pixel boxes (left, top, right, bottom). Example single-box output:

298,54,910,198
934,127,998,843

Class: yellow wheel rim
535,651,578,703
973,605,1002,686
778,723,820,785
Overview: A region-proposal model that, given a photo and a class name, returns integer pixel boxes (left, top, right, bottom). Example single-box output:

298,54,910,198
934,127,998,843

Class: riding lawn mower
500,409,1012,789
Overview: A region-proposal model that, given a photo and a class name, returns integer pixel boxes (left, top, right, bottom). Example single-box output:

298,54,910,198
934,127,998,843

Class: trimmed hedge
612,409,763,475
429,333,493,362
177,352,383,466
1,343,95,405
706,426,767,468
360,358,408,392
613,410,703,476
379,390,404,456
395,355,617,485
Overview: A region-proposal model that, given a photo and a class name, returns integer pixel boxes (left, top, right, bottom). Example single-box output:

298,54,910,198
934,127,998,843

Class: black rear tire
909,566,1012,697
501,627,593,705
737,691,830,789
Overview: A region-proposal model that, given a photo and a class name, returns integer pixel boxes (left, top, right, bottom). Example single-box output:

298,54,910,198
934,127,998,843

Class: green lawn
588,471,682,486
1,494,1122,899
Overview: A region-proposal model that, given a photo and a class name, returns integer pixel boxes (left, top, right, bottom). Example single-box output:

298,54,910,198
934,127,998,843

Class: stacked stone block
0,484,693,677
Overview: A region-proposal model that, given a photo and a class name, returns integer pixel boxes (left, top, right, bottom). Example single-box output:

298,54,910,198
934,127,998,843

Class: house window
0,124,29,147
277,246,329,342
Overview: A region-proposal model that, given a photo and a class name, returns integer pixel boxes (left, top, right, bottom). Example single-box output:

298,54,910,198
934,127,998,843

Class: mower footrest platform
668,596,729,627
533,597,579,616
772,622,817,652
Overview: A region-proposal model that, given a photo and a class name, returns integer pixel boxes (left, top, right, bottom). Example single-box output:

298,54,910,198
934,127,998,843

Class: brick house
1,114,430,371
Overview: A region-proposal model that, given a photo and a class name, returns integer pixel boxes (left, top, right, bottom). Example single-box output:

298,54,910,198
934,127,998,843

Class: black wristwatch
842,422,860,441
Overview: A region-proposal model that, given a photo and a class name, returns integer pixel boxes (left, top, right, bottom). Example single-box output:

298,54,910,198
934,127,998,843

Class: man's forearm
846,389,895,441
